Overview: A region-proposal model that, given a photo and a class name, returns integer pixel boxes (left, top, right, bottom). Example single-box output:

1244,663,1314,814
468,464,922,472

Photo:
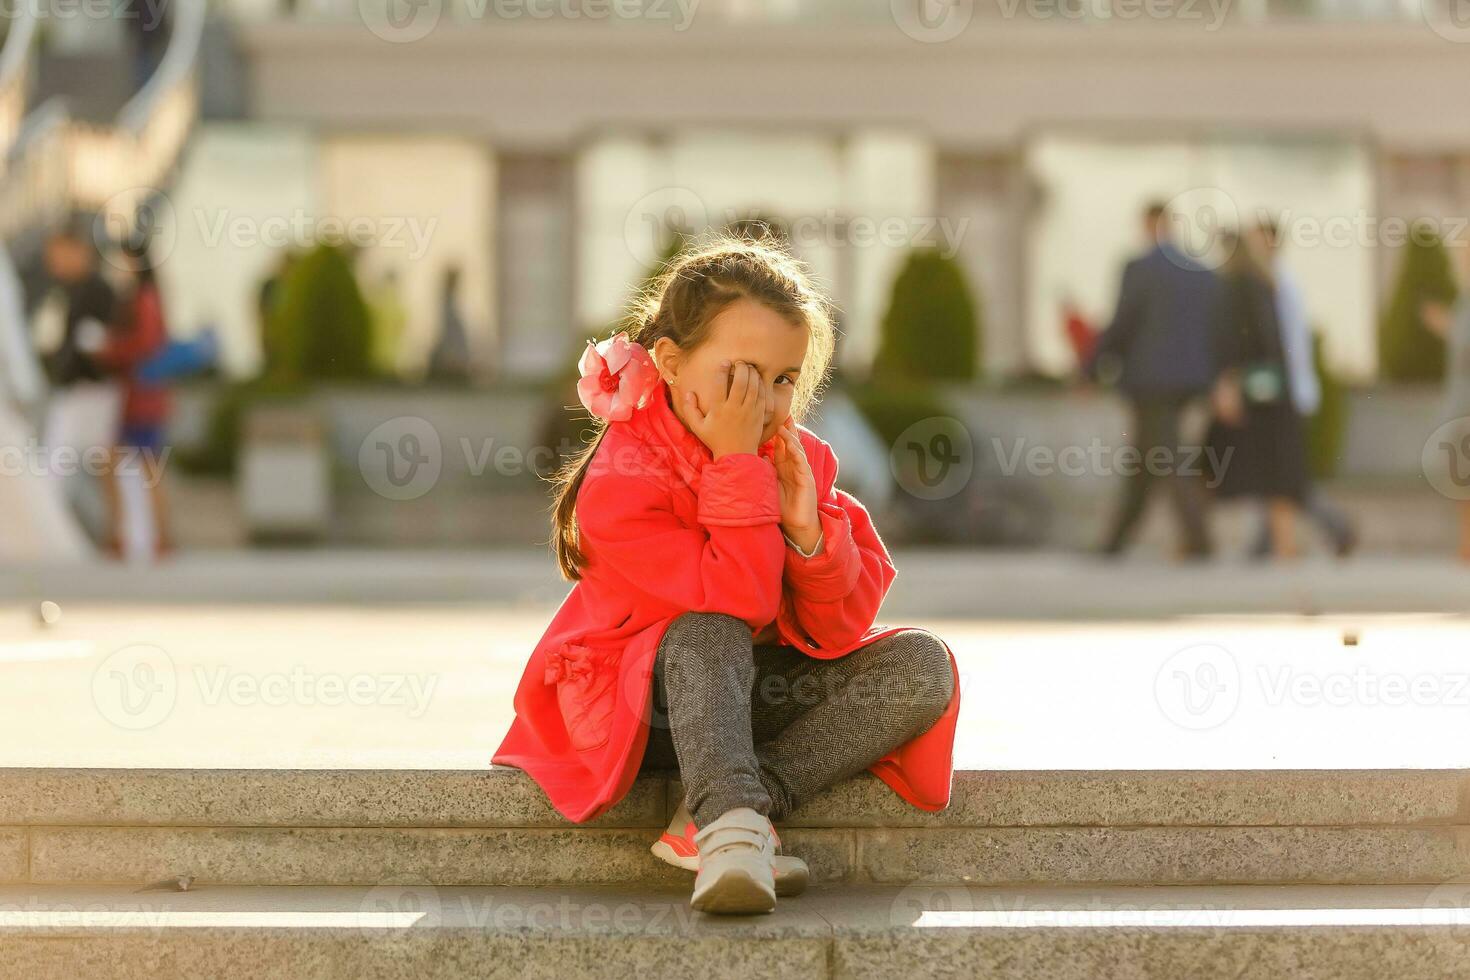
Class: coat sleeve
576,451,786,630
777,431,897,653
1088,259,1143,380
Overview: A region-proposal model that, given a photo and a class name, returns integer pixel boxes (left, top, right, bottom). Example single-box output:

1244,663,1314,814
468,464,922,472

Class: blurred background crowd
2,0,1470,565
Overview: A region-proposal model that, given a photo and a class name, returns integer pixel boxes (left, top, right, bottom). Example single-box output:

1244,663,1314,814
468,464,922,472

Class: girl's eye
775,375,794,386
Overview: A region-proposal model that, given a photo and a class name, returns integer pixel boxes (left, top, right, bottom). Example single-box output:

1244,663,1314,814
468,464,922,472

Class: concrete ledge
3,768,1465,830
20,825,1470,889
0,768,668,829
3,883,1470,980
0,829,24,883
20,825,853,888
6,768,1470,888
778,769,1470,829
856,827,1470,886
28,827,692,888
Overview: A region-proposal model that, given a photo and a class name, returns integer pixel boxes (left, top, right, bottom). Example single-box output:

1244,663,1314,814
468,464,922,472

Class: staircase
3,766,1469,976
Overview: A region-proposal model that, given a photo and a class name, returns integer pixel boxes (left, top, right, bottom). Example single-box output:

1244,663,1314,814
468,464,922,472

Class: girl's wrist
782,522,822,554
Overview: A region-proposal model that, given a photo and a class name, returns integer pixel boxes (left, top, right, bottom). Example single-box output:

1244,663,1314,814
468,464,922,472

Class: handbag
1240,361,1285,405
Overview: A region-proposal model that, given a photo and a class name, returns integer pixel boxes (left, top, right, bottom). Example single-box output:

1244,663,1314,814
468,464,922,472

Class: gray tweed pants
639,610,955,829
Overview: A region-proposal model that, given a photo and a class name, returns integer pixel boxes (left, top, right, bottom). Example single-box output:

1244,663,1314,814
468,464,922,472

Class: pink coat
492,377,961,823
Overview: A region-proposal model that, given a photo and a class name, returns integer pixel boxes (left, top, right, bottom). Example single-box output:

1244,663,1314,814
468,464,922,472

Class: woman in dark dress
1205,227,1310,559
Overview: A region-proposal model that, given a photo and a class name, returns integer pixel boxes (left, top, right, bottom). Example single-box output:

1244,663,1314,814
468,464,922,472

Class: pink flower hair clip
576,331,660,422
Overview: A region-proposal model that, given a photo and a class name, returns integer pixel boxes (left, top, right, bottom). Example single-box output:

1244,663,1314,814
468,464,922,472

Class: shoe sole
689,865,777,915
651,840,809,897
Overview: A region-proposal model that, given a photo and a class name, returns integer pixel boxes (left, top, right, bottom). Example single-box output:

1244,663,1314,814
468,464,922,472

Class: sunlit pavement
2,598,1466,771
2,881,1467,930
1,549,1467,617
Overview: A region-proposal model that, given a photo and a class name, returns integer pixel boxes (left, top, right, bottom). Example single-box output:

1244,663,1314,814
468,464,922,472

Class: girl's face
656,297,810,448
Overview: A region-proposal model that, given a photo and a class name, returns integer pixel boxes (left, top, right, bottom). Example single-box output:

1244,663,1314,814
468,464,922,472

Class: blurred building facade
7,0,1470,554
8,0,1470,382
228,0,1470,382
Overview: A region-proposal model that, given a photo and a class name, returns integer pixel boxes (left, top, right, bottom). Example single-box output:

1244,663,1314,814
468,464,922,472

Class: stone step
3,768,1468,888
4,882,1470,979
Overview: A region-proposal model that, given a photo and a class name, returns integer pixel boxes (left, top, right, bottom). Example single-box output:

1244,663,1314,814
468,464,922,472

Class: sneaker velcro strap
698,827,770,853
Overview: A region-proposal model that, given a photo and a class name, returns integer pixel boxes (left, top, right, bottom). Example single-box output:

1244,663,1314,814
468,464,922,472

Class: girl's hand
684,360,772,460
772,416,820,544
1211,374,1245,428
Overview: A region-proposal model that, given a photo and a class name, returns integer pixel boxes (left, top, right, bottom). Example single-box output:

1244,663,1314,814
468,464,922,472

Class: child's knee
888,629,955,721
661,611,753,665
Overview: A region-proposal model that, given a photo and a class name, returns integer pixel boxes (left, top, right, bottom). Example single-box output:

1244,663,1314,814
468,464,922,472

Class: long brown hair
547,232,837,581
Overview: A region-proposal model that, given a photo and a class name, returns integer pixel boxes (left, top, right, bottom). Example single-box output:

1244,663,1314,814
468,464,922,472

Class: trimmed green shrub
873,248,981,382
1378,226,1456,382
846,381,952,450
1306,332,1348,480
182,244,369,478
174,377,310,477
266,243,374,382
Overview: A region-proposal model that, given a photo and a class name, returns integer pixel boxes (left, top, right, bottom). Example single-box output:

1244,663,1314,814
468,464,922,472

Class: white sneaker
651,801,809,897
688,807,779,914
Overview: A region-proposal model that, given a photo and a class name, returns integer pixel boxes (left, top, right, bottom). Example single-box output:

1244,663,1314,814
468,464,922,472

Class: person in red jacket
493,235,960,915
96,239,173,559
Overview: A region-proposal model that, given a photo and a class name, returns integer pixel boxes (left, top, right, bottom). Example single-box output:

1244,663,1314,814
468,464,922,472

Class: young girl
492,235,961,915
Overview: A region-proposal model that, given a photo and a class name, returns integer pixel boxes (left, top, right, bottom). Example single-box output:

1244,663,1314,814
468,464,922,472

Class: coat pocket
544,641,621,752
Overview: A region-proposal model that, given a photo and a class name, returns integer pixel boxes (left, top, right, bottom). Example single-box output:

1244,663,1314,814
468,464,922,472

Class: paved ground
2,601,1467,771
4,881,1468,930
7,882,1470,980
1,548,1468,618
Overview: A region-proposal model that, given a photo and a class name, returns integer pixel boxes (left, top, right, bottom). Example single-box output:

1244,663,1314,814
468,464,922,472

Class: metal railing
0,0,205,242
0,3,43,408
0,238,42,409
0,0,37,157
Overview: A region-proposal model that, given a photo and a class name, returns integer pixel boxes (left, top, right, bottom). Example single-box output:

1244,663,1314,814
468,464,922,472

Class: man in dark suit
1088,201,1219,559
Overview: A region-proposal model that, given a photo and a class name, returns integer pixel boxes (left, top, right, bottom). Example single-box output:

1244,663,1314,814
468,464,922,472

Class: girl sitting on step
493,232,961,915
